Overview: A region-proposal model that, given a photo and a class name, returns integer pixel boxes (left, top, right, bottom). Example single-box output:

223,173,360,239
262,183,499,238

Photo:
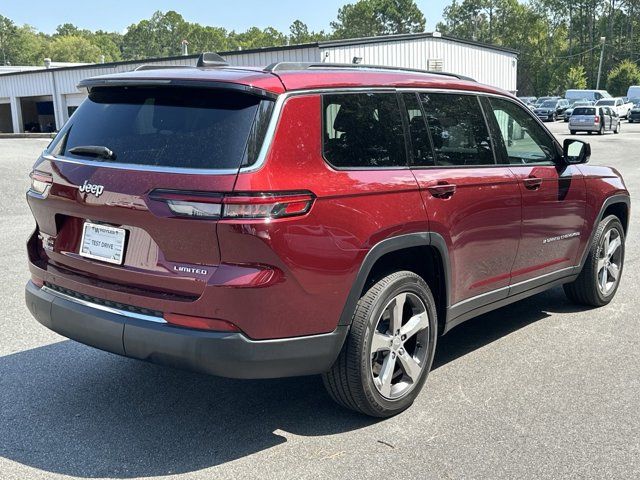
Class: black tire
322,271,438,417
564,215,625,307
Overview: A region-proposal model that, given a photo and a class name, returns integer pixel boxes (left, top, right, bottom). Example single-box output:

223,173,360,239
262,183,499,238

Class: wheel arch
338,233,451,335
579,194,630,268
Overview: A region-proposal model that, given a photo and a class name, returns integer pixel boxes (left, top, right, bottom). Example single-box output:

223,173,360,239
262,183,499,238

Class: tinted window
486,97,556,165
419,93,495,166
597,99,615,106
402,93,434,166
573,107,596,115
323,93,406,168
53,87,271,170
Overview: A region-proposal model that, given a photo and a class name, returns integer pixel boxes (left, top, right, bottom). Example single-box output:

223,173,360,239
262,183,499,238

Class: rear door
482,96,586,289
27,85,275,299
403,92,521,308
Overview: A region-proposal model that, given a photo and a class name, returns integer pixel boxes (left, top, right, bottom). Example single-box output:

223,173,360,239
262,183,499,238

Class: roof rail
197,52,229,67
134,65,194,71
263,62,475,82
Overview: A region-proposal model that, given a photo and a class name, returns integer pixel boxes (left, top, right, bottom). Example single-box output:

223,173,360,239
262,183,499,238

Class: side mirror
563,139,590,164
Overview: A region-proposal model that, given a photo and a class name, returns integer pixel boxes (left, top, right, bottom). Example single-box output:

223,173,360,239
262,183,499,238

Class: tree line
1,0,639,96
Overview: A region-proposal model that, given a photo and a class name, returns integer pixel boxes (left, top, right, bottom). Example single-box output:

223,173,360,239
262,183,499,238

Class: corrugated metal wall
224,46,319,67
321,37,517,92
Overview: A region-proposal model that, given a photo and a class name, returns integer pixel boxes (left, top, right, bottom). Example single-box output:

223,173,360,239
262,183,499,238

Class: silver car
569,106,620,135
563,100,594,122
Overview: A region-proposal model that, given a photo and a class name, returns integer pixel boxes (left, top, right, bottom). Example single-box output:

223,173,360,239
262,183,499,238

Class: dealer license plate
79,222,126,265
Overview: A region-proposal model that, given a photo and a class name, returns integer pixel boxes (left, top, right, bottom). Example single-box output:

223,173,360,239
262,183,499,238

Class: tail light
150,190,315,220
164,313,240,332
594,115,600,124
29,171,53,197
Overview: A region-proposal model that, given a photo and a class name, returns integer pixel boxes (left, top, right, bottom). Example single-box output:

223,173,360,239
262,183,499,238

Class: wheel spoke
377,353,397,397
599,267,608,291
397,350,422,382
400,312,429,340
390,293,406,334
607,236,621,258
607,263,620,281
371,331,392,354
597,256,607,272
603,230,611,257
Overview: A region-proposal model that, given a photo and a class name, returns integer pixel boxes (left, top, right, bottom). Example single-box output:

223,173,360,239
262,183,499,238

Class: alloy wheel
370,292,430,400
597,228,623,296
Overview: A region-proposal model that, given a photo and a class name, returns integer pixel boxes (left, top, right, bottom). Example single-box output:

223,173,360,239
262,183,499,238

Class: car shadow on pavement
0,287,590,478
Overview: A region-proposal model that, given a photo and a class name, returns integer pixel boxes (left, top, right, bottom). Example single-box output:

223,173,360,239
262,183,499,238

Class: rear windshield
50,86,274,170
573,107,596,115
596,99,615,106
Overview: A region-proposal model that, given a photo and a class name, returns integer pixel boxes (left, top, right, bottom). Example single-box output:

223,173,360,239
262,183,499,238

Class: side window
486,97,557,165
418,93,495,166
402,93,434,166
322,93,407,168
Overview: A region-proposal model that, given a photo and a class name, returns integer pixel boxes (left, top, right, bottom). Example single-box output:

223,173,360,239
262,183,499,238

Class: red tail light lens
29,171,53,196
594,115,600,124
164,313,240,332
150,190,314,220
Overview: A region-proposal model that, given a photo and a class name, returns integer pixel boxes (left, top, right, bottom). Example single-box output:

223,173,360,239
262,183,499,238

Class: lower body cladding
25,281,348,379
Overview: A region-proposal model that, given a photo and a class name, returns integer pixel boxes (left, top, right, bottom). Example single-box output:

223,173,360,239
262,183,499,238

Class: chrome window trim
42,86,555,175
42,286,167,324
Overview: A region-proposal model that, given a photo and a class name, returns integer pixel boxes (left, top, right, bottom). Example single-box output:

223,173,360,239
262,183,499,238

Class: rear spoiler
77,77,278,100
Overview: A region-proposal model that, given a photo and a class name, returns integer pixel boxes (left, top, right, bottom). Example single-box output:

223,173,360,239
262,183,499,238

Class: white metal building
0,32,518,133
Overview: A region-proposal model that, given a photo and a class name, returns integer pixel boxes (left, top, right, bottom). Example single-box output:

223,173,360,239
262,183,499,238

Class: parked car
534,98,570,121
628,101,640,123
25,55,630,417
595,97,634,119
565,89,611,102
564,100,594,122
534,96,559,107
569,106,620,135
626,85,640,101
518,96,537,107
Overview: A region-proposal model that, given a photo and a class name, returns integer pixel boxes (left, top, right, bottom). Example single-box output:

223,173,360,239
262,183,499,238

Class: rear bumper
569,123,599,131
25,281,347,379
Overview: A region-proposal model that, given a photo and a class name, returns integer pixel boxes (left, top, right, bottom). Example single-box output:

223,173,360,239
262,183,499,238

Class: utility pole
596,36,606,90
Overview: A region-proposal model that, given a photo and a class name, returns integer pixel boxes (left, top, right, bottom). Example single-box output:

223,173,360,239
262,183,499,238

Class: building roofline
0,32,517,79
318,32,519,55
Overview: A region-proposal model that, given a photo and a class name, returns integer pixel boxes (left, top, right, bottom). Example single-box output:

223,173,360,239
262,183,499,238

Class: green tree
47,35,102,63
230,27,287,49
565,65,588,90
606,60,640,96
331,0,426,39
289,20,330,44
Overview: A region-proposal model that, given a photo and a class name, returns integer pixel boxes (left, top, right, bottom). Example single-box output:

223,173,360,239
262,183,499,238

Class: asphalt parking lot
1,120,638,480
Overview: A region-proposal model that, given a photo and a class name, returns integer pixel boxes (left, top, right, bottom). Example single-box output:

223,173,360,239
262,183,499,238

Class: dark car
628,101,640,123
25,54,630,417
534,98,570,121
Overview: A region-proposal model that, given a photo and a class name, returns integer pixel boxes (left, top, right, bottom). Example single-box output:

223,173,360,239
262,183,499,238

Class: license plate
79,222,126,265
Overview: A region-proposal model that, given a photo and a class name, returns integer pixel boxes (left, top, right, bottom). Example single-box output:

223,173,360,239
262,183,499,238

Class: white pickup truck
595,97,634,119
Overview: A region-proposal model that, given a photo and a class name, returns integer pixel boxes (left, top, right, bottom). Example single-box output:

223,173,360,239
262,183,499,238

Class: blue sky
1,0,448,35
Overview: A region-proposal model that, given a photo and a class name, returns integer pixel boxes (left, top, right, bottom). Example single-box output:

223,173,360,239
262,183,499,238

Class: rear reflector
150,190,314,220
164,313,240,332
29,171,53,196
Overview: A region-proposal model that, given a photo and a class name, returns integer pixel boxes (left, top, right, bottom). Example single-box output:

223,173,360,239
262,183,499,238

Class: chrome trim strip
41,86,531,176
42,154,239,175
448,266,577,311
42,286,167,324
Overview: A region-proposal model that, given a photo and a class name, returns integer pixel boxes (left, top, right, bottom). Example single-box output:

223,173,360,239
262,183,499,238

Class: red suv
25,54,630,417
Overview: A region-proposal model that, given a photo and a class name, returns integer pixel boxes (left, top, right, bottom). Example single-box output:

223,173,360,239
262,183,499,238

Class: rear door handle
523,177,543,190
427,183,457,198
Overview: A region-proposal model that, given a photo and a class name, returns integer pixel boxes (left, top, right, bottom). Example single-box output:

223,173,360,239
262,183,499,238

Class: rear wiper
68,145,117,161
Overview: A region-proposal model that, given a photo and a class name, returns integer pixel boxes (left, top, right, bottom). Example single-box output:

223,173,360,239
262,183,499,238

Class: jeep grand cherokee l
25,54,630,417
